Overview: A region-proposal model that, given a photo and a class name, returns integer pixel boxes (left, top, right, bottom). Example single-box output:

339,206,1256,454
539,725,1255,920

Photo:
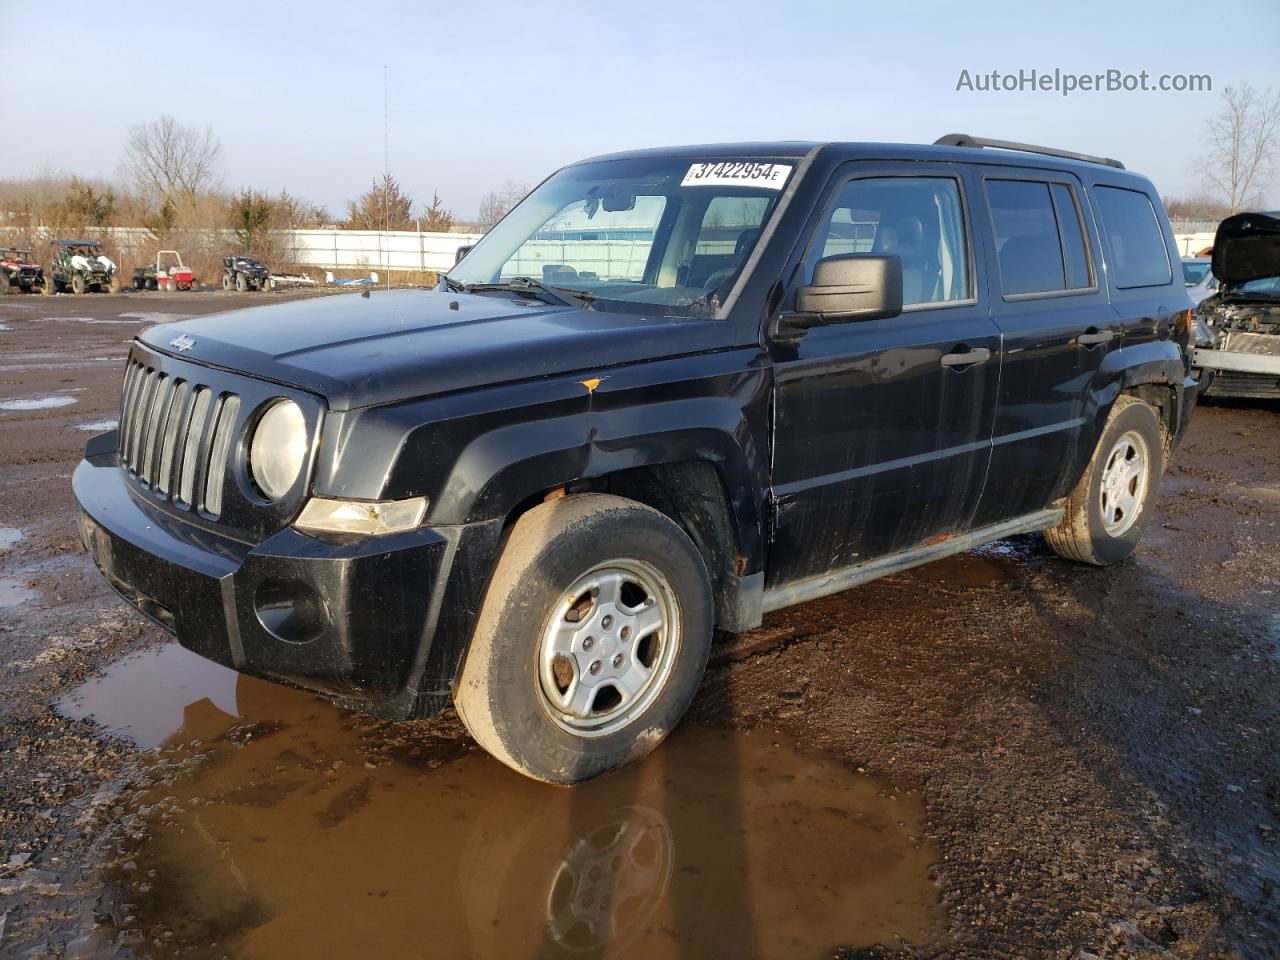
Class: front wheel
71,274,86,295
1044,395,1165,565
456,494,713,784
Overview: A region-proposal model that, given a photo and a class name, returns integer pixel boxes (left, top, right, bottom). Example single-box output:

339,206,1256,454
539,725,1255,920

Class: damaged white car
1194,211,1280,400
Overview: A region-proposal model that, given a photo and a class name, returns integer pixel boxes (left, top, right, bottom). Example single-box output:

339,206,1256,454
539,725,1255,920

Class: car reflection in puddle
63,643,944,959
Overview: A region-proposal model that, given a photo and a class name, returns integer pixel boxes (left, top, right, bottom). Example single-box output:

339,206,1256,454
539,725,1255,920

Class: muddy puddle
76,419,119,432
64,643,944,959
0,395,78,411
0,527,23,550
0,577,37,608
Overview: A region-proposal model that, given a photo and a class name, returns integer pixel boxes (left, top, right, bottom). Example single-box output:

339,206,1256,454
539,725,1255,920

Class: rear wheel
235,273,247,292
456,494,714,784
1044,395,1164,565
43,275,57,295
222,273,232,290
71,274,86,295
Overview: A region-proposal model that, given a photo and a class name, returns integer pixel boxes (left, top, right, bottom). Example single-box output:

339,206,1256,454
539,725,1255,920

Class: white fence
0,226,481,273
1173,232,1215,257
286,228,481,273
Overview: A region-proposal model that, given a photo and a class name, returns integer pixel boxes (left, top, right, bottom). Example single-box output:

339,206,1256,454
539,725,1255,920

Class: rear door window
986,179,1093,296
1094,186,1172,288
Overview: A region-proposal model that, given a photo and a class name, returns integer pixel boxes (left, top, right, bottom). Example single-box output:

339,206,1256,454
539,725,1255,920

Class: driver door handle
940,346,992,368
1077,327,1118,345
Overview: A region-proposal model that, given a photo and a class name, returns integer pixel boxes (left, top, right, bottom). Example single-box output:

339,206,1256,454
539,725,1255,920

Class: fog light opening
254,576,328,645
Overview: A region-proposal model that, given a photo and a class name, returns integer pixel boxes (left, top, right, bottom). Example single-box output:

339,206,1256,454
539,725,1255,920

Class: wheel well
502,462,742,629
1122,382,1176,450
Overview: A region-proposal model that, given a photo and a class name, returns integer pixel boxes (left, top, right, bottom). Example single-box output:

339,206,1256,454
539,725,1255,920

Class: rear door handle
940,346,992,368
1077,327,1118,345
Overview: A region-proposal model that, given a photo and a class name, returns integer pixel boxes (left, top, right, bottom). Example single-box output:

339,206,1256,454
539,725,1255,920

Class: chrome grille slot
202,395,240,518
119,361,141,457
139,374,172,485
178,387,212,507
127,366,157,471
156,380,189,495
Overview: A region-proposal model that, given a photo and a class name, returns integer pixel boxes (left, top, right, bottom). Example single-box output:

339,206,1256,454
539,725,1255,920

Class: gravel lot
0,292,1277,959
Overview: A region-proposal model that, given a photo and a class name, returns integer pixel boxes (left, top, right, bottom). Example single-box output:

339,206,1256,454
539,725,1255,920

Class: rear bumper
74,433,500,719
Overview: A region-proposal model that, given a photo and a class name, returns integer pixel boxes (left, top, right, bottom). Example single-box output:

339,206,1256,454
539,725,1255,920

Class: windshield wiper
464,276,594,309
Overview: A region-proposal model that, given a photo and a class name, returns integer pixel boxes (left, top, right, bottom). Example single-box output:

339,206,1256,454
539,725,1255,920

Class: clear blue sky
3,0,1278,218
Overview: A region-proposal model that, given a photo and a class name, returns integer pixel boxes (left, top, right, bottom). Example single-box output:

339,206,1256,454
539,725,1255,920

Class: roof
578,139,1145,182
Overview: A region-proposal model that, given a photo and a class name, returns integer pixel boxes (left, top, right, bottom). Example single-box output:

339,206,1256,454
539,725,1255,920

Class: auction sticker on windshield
682,162,793,189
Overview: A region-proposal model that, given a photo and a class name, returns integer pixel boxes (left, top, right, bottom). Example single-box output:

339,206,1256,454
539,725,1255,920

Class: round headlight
250,400,307,500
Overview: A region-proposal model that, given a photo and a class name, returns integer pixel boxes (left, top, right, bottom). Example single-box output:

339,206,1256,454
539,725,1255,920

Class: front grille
118,359,239,518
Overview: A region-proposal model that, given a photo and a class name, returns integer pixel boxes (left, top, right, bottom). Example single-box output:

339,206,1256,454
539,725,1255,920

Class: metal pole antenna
384,65,390,288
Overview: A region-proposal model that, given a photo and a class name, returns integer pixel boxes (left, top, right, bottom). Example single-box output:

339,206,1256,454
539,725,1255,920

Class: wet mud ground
0,293,1277,959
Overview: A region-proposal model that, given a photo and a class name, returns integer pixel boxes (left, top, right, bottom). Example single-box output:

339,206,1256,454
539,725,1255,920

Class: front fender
311,349,772,573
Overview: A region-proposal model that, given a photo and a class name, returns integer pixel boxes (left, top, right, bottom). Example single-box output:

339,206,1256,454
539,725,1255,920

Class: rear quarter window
1094,186,1172,289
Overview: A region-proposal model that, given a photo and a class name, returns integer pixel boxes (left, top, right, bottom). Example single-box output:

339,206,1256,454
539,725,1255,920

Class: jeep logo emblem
169,334,196,353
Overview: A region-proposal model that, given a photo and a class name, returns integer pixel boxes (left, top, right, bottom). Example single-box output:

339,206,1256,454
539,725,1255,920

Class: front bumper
73,432,501,718
1193,348,1280,399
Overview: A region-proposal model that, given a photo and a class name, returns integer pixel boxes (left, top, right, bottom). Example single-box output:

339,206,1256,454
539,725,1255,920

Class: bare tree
1197,83,1280,215
477,181,530,231
123,115,223,207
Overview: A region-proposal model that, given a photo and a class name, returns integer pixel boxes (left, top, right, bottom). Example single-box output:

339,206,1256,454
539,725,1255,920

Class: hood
1212,211,1280,287
138,289,738,411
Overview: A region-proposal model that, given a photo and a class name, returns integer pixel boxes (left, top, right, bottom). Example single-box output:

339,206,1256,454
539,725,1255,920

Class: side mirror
454,245,474,265
793,254,903,326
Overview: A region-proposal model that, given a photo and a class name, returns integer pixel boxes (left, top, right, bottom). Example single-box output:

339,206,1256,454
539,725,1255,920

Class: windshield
1182,261,1211,285
1234,275,1280,297
449,156,796,317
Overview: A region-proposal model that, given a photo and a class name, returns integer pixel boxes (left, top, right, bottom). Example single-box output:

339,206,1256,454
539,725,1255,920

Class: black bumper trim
74,439,499,718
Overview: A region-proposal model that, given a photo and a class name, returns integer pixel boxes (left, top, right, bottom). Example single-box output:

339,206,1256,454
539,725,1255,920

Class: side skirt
761,507,1064,615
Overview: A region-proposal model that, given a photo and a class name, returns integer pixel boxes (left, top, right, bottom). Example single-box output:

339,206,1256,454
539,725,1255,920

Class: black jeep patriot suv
74,135,1199,783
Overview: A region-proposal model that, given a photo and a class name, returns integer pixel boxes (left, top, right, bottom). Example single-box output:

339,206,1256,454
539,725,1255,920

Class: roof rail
934,133,1125,170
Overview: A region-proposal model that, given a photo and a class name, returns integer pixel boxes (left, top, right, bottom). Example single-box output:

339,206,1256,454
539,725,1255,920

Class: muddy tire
235,273,247,292
71,274,86,295
43,275,56,295
456,494,713,785
1044,395,1164,566
222,273,232,290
